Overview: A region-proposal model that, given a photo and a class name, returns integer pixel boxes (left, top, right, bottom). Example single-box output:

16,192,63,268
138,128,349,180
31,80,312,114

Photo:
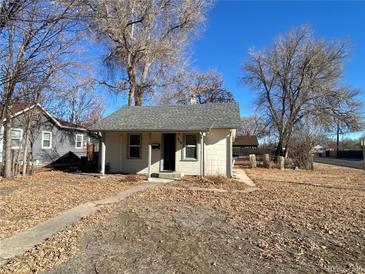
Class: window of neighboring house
128,134,141,159
184,134,198,160
75,134,83,149
11,129,22,149
41,131,52,149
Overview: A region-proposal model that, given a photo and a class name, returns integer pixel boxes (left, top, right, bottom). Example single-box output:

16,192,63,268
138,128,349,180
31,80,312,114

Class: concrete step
157,172,183,179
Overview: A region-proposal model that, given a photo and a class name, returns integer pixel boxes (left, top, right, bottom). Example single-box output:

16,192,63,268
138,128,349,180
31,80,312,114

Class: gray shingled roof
91,103,240,132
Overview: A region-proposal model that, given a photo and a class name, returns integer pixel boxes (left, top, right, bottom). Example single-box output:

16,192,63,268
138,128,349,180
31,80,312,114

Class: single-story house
0,103,93,166
233,135,259,158
90,103,241,179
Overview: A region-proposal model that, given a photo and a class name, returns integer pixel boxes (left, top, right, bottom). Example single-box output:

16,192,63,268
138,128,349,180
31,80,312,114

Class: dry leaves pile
0,170,144,239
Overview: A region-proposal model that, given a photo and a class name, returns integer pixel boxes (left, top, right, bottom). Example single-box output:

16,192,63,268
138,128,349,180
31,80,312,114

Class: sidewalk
233,167,257,188
0,179,171,265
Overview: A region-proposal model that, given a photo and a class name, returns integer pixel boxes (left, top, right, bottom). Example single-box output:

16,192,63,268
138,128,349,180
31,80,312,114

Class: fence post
278,156,285,170
249,154,257,168
263,154,270,168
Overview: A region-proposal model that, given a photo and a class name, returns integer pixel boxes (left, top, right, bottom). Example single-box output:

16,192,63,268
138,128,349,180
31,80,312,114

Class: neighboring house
91,103,241,178
233,135,259,158
312,145,326,154
0,104,90,166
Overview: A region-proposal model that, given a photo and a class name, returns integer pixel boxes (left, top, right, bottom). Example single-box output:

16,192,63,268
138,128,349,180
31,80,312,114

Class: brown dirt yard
0,170,143,240
1,163,364,274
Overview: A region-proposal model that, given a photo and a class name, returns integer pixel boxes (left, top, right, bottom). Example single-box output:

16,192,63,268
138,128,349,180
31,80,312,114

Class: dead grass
173,175,248,190
0,170,144,240
246,163,365,190
129,163,365,272
1,163,364,273
0,203,118,274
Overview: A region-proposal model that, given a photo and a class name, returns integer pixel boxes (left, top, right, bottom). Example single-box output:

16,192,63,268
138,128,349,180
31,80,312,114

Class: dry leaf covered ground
171,175,248,190
0,170,143,239
1,164,364,273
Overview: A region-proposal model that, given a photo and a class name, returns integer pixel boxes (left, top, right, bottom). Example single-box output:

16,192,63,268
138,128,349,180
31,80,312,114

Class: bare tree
286,119,329,169
238,115,266,137
0,0,28,33
159,70,233,105
86,0,212,106
243,26,362,157
0,0,83,177
52,77,105,127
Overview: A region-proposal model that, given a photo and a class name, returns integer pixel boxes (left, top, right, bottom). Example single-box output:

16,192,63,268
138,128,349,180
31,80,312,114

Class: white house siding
103,129,232,176
204,129,231,176
104,132,161,174
175,133,201,176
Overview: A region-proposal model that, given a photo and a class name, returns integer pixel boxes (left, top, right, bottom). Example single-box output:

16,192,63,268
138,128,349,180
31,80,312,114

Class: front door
163,133,176,171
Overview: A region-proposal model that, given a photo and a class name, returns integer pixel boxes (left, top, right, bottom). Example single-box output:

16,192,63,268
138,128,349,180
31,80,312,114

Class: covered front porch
98,131,216,180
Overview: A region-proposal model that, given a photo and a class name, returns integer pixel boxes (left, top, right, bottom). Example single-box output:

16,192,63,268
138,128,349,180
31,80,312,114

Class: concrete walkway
233,167,257,187
0,180,172,265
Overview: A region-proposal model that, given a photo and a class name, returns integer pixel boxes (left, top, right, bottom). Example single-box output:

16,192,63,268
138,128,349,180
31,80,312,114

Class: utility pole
361,139,365,170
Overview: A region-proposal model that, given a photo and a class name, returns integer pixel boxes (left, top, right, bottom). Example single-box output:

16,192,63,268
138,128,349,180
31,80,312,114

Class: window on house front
11,129,22,149
41,131,52,149
75,134,83,149
128,134,141,158
185,134,197,160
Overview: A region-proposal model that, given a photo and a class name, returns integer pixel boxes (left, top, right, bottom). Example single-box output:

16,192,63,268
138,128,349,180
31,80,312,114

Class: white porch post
227,130,233,177
200,132,205,177
100,133,106,176
147,133,152,180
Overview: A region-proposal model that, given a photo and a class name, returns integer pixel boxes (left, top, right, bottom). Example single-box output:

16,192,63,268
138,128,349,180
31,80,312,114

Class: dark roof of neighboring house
3,103,87,131
56,119,87,130
91,103,240,132
233,135,259,146
9,103,34,114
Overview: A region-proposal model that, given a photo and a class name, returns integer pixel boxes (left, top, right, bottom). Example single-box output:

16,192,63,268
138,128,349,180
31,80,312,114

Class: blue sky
191,0,365,116
94,1,365,137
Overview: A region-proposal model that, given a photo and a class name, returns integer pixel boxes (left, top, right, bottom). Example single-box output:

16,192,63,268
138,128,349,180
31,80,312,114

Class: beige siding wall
175,133,201,176
104,129,231,176
204,129,231,176
104,132,161,174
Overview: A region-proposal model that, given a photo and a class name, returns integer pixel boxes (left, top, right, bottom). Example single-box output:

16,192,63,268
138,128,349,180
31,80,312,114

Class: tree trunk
128,82,136,106
3,113,13,178
134,86,143,106
275,137,285,156
21,121,31,176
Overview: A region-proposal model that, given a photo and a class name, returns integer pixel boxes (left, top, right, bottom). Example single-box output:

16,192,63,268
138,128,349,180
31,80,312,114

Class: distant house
91,103,241,178
233,135,259,158
0,104,92,166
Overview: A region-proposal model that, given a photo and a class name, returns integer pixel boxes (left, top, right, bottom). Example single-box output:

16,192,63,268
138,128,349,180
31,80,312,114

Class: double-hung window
185,134,197,160
75,134,83,149
41,131,52,149
11,129,22,149
128,134,141,158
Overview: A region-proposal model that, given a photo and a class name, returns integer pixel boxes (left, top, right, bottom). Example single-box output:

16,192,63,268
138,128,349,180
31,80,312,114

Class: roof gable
5,104,87,131
91,103,240,132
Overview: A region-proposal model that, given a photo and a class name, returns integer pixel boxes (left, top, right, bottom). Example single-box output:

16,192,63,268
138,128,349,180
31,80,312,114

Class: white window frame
41,131,52,149
128,134,142,159
183,134,198,161
75,134,83,149
11,128,23,150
